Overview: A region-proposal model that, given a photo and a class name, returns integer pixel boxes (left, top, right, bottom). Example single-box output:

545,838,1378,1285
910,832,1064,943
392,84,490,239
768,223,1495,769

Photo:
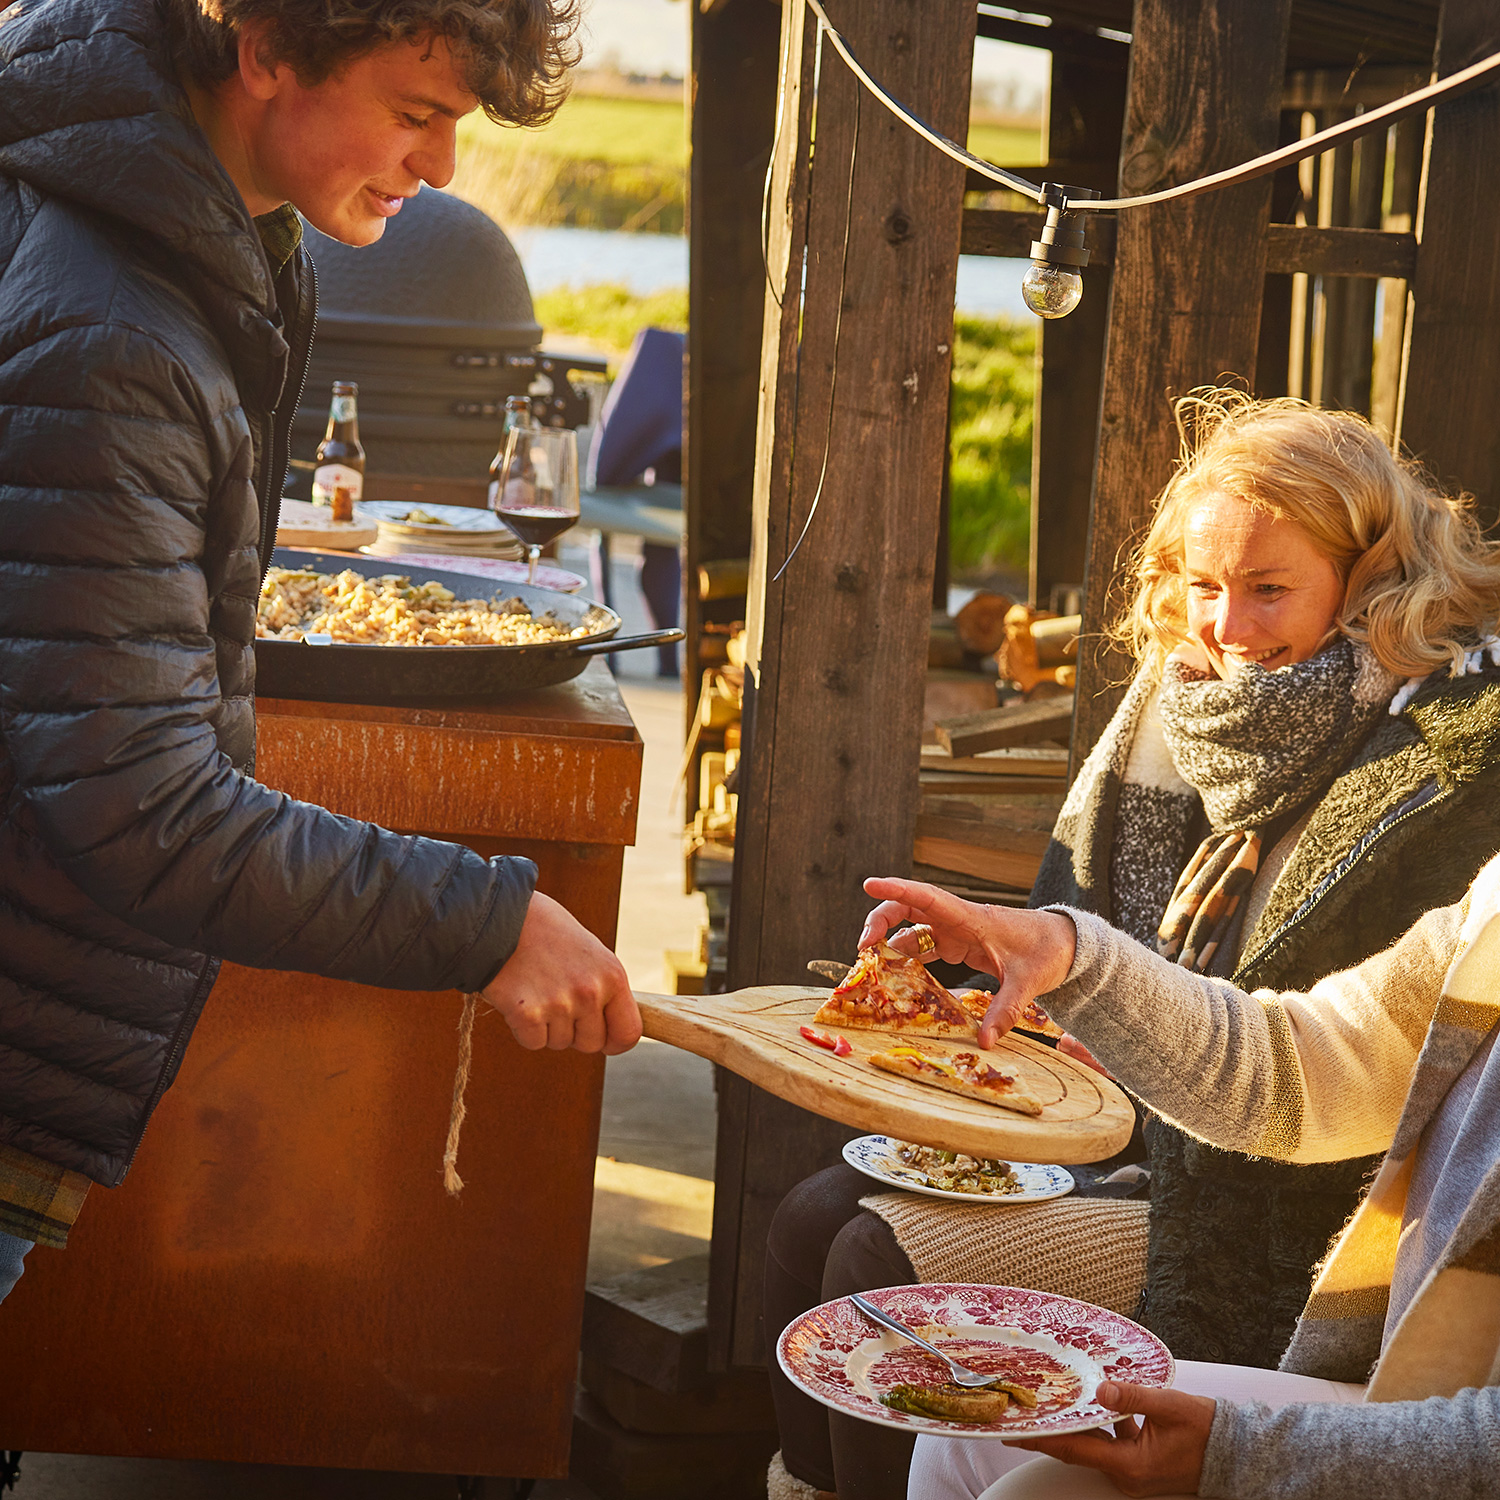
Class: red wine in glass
497,505,575,551
491,424,580,584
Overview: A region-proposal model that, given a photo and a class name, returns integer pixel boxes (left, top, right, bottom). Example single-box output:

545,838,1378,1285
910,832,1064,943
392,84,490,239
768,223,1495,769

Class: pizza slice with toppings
1013,998,1065,1040
951,990,1065,1041
868,1046,1045,1117
814,941,977,1039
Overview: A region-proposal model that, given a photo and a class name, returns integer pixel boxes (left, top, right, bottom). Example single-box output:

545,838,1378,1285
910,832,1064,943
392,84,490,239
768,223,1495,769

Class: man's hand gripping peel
481,892,641,1054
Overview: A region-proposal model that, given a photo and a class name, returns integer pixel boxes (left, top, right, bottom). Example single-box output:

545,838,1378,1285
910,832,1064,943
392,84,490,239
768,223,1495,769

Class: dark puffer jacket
0,0,536,1187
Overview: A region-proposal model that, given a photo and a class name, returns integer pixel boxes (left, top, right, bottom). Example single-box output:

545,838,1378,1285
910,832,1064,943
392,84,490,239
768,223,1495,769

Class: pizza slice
814,941,977,1039
1014,999,1065,1040
869,1046,1045,1117
952,991,1065,1041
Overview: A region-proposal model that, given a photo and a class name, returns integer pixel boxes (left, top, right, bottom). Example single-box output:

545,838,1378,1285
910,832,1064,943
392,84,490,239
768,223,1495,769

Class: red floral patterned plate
777,1283,1174,1439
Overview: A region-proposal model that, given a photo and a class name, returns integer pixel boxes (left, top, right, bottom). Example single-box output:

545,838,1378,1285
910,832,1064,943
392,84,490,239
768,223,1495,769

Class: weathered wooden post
1398,0,1500,526
686,0,781,687
712,0,977,1366
1072,0,1294,764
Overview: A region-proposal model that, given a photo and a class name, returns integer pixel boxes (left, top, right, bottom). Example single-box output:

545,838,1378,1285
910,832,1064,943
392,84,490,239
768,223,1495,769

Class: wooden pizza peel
634,986,1133,1165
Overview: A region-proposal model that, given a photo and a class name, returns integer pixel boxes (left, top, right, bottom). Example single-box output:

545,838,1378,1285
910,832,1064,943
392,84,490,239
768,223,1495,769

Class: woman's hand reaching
859,878,1077,1049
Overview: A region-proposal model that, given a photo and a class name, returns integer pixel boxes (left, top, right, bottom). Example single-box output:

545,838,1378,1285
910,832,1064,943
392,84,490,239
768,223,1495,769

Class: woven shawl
1282,872,1500,1394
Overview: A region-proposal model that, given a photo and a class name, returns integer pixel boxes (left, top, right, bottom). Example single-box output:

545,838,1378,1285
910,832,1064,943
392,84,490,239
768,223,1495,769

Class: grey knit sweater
1043,898,1500,1499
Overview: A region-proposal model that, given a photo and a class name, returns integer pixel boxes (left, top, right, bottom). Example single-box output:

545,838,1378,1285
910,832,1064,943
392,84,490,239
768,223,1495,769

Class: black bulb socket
1028,183,1102,270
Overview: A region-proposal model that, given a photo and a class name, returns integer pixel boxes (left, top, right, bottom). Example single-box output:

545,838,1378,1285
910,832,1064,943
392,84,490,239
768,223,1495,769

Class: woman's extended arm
1199,1385,1500,1499
1005,1378,1500,1499
860,878,1460,1164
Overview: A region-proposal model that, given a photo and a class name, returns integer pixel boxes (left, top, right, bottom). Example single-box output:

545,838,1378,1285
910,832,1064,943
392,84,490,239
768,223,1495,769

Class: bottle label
312,463,363,507
330,395,357,423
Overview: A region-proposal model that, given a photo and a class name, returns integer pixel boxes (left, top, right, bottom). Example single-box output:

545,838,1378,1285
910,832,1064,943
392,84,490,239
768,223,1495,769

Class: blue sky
580,0,1049,107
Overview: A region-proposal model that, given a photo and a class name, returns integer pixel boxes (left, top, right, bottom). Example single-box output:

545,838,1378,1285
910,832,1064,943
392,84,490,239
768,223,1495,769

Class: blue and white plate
843,1135,1074,1205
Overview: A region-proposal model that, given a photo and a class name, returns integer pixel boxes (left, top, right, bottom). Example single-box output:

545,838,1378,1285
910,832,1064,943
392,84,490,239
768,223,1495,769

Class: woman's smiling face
1182,492,1347,678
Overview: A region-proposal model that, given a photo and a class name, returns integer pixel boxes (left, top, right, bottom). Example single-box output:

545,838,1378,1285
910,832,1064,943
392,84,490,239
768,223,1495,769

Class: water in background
512,225,1031,319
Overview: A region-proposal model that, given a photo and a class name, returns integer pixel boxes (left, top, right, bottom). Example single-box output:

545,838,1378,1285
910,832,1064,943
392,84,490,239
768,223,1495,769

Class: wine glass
491,425,580,586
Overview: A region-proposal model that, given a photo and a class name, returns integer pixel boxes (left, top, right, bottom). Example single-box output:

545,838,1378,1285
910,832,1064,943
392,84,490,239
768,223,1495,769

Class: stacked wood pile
917,707,1070,904
915,607,1081,904
674,628,746,994
923,596,1003,728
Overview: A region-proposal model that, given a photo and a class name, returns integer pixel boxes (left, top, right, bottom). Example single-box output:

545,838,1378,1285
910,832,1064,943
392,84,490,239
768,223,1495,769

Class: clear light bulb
1021,262,1083,319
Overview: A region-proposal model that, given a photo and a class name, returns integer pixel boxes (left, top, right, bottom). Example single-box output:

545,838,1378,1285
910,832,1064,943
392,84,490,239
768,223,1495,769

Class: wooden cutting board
635,986,1133,1165
275,498,379,550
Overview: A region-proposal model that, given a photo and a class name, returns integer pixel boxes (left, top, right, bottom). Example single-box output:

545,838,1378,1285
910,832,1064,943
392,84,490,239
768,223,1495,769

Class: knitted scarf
1037,640,1400,969
1152,642,1399,970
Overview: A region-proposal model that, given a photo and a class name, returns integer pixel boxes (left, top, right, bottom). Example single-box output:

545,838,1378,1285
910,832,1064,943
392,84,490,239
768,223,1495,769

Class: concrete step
570,1392,776,1500
580,1355,775,1436
582,1254,712,1395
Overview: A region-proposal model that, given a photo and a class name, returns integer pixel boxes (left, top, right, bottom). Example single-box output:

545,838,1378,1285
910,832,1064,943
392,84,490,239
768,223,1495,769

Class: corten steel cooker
254,549,681,702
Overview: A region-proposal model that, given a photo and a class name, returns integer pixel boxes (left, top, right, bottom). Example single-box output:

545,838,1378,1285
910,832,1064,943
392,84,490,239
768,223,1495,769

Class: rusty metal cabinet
0,662,641,1480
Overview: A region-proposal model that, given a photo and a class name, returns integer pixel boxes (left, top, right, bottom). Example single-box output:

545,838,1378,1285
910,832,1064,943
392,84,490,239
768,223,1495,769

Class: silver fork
848,1292,996,1388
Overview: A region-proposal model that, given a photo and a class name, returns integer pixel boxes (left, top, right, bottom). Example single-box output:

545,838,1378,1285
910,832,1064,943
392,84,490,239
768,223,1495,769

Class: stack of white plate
358,500,524,561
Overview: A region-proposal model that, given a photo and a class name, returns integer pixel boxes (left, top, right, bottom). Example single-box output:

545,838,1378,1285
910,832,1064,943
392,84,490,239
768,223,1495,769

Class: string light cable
804,0,1046,200
759,3,1500,575
774,22,861,582
802,0,1500,316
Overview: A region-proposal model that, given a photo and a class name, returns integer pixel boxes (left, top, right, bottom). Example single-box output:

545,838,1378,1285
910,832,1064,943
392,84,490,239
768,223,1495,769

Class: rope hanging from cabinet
443,993,480,1196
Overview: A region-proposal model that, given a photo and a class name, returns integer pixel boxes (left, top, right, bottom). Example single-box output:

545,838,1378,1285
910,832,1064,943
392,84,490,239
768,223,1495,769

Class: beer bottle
313,381,365,523
487,395,535,510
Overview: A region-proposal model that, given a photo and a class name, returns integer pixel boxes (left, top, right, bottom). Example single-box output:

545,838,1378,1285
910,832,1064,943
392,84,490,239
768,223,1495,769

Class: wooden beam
1398,0,1500,528
709,0,817,1376
1281,66,1429,110
1371,116,1424,435
961,207,1108,260
934,696,1075,756
717,0,977,1369
1265,223,1416,278
686,0,781,709
961,210,1415,280
1253,110,1304,400
1072,0,1293,771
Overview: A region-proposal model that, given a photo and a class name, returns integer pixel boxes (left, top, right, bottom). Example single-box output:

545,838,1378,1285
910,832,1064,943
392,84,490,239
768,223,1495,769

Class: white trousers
908,1359,1366,1499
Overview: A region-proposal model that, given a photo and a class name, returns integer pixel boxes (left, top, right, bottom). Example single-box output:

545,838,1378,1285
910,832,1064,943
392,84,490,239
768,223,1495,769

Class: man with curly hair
0,0,635,1305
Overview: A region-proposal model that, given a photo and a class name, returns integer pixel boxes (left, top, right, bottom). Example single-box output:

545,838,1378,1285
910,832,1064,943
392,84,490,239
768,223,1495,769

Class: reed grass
451,95,685,235
450,96,1040,238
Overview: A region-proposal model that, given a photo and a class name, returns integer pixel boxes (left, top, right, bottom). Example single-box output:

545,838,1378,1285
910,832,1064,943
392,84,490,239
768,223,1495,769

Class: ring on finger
913,927,936,956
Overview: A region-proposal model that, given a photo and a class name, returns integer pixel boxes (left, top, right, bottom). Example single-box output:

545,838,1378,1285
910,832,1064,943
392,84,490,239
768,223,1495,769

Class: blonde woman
765,391,1500,1500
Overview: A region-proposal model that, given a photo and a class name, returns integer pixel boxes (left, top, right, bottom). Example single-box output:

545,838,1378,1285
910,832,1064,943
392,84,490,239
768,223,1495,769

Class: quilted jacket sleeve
0,305,536,994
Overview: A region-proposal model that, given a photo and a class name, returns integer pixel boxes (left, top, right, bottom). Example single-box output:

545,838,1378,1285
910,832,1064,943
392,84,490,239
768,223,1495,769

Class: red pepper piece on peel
832,1036,852,1057
800,1024,838,1051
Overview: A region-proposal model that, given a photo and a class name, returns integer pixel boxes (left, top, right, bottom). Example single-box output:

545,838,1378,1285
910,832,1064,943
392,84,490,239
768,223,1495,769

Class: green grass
531,288,1035,571
461,94,686,168
966,120,1046,165
533,283,688,360
948,314,1035,575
